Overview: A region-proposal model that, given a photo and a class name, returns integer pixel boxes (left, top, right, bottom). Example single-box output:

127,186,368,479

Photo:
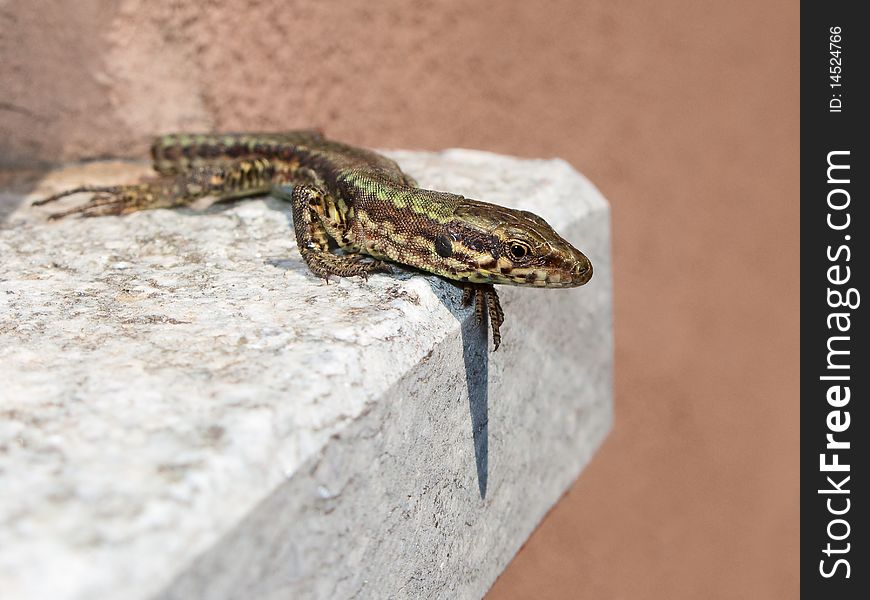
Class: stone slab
0,149,613,599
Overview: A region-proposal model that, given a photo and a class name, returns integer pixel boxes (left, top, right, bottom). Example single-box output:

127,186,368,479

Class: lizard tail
32,185,124,206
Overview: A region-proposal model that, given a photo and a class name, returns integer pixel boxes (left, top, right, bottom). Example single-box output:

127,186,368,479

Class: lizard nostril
572,260,592,282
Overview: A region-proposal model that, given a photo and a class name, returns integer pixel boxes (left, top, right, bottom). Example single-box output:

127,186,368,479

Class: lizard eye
507,241,532,262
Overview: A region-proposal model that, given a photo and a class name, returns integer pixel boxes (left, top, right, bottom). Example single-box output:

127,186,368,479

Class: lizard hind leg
33,159,278,220
34,183,166,220
32,185,125,207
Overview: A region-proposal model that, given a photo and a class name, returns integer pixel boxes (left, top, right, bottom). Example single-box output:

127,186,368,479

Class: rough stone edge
0,150,614,600
156,203,614,600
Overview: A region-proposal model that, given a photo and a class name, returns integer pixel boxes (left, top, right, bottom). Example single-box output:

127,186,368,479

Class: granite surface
0,150,612,599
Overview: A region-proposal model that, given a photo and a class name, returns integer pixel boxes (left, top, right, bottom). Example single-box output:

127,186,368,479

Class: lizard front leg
289,184,389,281
462,283,504,351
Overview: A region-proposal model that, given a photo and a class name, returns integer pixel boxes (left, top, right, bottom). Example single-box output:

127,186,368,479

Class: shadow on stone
247,191,493,499
0,167,52,227
432,282,490,499
462,309,490,499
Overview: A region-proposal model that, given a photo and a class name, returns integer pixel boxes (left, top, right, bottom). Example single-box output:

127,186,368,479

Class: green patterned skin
34,131,593,350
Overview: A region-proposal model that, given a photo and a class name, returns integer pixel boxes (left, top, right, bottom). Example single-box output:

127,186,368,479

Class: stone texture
0,150,612,599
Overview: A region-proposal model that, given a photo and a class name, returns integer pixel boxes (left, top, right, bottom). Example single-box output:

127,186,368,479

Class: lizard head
438,199,593,287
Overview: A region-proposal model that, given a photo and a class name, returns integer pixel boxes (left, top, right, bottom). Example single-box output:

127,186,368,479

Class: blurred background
1,0,798,597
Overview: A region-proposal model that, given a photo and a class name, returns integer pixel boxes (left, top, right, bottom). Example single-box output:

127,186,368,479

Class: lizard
33,131,593,350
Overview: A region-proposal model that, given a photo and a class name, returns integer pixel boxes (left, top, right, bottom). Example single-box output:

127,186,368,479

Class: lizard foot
300,249,392,282
461,283,504,351
33,184,159,220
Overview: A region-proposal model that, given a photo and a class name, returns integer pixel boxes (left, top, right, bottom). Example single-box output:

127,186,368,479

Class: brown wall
1,1,799,597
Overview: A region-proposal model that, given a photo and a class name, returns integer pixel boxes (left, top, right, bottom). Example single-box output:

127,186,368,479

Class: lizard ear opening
434,233,454,258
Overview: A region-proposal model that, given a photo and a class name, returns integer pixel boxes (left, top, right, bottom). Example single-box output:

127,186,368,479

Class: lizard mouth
536,257,592,287
494,258,593,287
536,256,593,287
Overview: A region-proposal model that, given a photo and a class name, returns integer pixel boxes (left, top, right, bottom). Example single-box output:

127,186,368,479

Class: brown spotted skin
34,131,593,350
